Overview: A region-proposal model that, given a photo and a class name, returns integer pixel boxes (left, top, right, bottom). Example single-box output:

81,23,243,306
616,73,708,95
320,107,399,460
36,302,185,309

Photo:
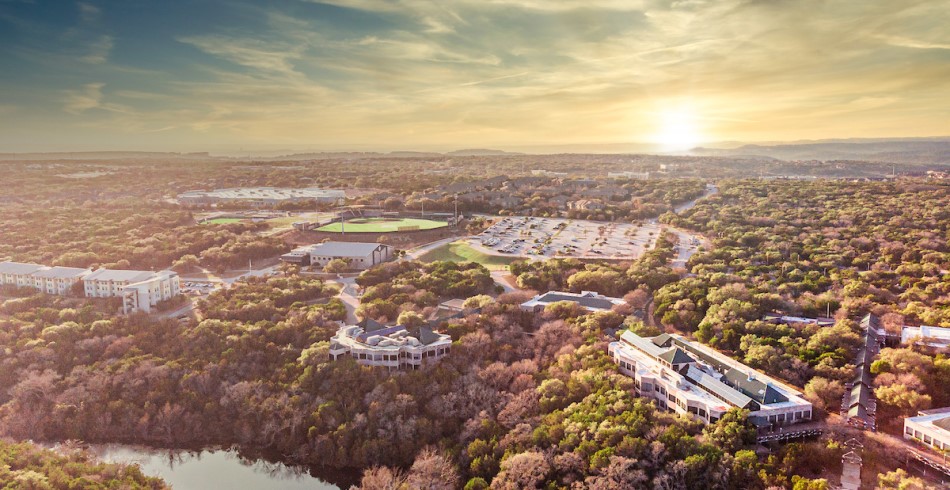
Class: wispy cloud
81,34,113,63
63,83,105,114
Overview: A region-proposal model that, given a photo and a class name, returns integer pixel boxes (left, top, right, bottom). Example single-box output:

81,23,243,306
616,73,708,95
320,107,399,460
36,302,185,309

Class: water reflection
82,444,345,490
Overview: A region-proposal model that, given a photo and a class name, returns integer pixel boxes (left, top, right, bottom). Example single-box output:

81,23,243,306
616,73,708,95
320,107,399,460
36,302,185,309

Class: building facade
328,319,452,370
521,290,625,313
609,331,812,427
902,325,950,350
281,242,393,270
0,261,90,295
904,407,950,453
83,269,180,313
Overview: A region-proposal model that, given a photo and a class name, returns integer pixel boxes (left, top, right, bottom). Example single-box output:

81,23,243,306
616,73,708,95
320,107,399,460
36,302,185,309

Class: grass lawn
418,241,519,271
317,217,448,233
203,218,244,225
266,212,336,229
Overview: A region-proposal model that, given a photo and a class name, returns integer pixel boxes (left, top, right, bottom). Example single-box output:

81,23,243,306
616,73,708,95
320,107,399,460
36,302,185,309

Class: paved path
490,271,519,293
328,276,360,324
402,236,468,261
668,184,719,270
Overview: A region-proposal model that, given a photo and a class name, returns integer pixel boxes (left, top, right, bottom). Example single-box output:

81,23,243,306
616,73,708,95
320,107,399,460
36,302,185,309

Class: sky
0,0,948,153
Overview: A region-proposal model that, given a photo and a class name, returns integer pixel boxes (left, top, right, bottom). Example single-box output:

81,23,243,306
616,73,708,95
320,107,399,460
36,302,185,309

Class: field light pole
454,194,459,228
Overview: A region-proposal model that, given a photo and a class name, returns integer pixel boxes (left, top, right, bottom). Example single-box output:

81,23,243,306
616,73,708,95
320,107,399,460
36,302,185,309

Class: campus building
902,325,950,350
0,261,90,295
328,319,452,370
521,290,625,313
83,269,180,314
904,407,950,452
280,241,393,270
178,187,345,207
608,331,812,427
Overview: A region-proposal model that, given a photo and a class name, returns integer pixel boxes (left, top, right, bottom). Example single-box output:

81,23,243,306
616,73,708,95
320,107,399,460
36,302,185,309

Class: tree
874,384,932,416
406,448,460,490
396,311,426,328
324,258,350,273
804,377,845,412
876,469,927,490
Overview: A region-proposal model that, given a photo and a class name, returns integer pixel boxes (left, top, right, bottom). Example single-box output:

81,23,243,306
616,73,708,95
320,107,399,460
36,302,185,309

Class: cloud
881,35,950,50
63,83,105,114
81,35,113,63
77,2,100,23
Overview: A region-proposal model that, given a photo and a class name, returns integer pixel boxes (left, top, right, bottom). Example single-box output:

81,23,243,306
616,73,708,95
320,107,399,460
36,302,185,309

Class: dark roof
860,313,881,331
722,368,788,405
849,384,872,409
854,367,873,387
933,417,950,432
685,366,754,409
848,404,868,420
358,318,386,332
651,333,673,347
418,326,442,345
658,348,695,365
537,292,617,310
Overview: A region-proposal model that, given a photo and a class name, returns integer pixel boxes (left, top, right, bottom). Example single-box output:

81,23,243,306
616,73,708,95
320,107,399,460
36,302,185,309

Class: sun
652,106,704,152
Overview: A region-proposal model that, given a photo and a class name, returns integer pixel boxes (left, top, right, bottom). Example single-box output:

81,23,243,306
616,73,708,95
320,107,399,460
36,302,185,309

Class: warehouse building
609,331,812,427
281,241,393,270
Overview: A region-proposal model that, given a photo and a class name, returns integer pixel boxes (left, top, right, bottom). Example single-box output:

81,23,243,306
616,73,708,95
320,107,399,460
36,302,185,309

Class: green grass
266,212,336,229
203,218,244,225
317,217,448,233
418,241,519,271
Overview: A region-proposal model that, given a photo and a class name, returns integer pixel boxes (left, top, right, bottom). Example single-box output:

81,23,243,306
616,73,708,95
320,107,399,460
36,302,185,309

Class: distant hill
691,137,950,165
446,149,524,156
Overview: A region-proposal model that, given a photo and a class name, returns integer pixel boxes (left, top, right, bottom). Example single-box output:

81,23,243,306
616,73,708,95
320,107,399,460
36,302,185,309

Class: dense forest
0,439,167,489
1,167,948,488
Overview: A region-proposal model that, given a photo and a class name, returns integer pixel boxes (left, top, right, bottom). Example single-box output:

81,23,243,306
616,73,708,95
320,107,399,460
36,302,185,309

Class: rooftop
179,187,345,201
0,261,47,275
308,241,387,257
84,269,174,283
31,266,90,279
524,290,625,311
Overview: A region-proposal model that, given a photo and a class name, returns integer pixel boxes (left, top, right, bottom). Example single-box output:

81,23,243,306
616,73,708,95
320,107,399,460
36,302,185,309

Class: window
906,427,913,435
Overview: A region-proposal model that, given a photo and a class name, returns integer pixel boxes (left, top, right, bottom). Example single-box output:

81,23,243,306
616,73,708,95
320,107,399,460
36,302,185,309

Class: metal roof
722,368,788,404
658,347,695,365
84,269,165,283
534,291,620,310
309,241,387,257
685,366,754,409
0,261,47,275
31,266,89,279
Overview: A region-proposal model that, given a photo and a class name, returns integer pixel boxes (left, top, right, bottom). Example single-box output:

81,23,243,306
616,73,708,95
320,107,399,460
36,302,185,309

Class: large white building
83,269,180,314
609,331,812,427
904,407,950,453
521,290,626,313
0,261,90,295
902,325,950,350
178,187,345,207
328,319,452,371
281,241,393,270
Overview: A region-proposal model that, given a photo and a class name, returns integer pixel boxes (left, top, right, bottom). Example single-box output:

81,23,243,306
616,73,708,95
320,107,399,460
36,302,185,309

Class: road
668,183,719,270
328,276,360,324
401,236,465,261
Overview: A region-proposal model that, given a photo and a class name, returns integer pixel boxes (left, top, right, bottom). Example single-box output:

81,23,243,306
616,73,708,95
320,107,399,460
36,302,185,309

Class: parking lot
469,216,662,260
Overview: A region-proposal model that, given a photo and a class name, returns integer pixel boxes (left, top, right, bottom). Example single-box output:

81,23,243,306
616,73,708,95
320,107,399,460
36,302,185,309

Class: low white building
0,261,90,295
328,319,452,370
83,269,180,314
609,331,812,427
178,187,345,207
521,290,625,313
904,407,950,452
902,325,950,350
281,242,393,270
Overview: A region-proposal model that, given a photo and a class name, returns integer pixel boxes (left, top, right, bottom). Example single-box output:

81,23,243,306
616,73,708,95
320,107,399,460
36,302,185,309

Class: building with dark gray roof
520,290,625,312
329,321,452,371
609,331,812,427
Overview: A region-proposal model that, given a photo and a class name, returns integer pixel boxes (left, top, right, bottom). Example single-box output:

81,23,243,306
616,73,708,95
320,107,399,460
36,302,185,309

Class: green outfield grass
203,218,244,225
317,217,448,233
418,241,518,271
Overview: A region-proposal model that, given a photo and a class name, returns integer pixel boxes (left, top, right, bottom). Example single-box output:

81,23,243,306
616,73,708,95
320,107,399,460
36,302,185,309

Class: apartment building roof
31,266,89,279
0,261,47,275
84,269,171,283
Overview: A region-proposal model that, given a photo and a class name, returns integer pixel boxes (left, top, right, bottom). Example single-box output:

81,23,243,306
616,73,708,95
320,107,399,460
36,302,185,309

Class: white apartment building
902,325,950,350
609,331,812,427
328,319,452,370
0,261,90,295
281,241,394,270
521,290,626,313
904,407,950,453
83,269,180,314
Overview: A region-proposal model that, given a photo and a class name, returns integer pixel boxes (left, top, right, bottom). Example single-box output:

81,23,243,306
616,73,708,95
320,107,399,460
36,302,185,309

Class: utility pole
454,194,459,228
421,199,425,219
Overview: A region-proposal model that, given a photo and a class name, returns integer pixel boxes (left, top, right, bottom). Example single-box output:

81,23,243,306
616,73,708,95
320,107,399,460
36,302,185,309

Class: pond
81,444,356,489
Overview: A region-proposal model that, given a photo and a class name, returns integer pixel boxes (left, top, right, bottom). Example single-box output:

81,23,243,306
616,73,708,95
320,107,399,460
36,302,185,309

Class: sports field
317,217,448,233
418,241,519,271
